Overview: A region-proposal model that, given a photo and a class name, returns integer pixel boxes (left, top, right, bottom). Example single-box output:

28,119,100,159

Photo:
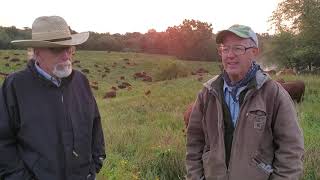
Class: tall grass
153,60,190,81
0,50,319,180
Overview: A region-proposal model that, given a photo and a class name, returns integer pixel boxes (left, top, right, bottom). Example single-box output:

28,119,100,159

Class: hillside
0,50,319,180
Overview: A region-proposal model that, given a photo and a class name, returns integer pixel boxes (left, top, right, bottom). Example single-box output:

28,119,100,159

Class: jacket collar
27,59,74,88
203,70,271,94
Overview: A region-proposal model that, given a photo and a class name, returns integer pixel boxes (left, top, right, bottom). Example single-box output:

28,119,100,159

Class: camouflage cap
216,24,258,47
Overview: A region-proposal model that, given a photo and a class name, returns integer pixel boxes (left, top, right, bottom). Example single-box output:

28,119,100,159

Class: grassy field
0,50,319,180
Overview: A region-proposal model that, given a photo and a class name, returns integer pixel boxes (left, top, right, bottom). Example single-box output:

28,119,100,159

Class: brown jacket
186,71,304,180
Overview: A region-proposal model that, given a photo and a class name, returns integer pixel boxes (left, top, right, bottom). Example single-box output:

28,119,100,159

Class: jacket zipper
60,89,68,178
226,89,257,179
61,89,78,159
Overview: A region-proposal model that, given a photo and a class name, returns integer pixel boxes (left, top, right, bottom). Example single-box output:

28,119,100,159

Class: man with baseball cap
0,16,106,180
186,24,304,180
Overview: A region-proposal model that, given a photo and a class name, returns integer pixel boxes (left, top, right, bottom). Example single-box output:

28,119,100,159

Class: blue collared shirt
223,81,247,127
35,62,61,87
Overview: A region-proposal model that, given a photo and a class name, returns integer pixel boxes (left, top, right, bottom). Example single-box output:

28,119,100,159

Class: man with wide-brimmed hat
0,16,106,180
185,24,304,180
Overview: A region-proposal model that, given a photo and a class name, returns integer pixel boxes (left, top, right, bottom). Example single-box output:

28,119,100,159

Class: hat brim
11,32,89,48
216,30,250,44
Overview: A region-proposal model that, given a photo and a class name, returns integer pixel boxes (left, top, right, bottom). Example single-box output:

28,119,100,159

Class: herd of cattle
183,69,306,128
0,54,306,130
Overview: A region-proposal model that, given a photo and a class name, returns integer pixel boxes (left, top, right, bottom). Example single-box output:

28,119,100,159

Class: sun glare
0,0,279,34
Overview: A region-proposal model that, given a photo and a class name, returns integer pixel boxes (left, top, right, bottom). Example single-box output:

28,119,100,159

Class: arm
0,79,33,180
270,87,304,180
186,91,205,180
91,99,106,174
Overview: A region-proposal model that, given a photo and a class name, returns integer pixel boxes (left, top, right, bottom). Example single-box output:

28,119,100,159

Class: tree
0,26,31,49
269,0,320,71
166,19,217,61
141,29,168,54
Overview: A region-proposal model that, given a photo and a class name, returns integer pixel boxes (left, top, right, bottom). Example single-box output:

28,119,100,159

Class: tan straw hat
11,16,89,48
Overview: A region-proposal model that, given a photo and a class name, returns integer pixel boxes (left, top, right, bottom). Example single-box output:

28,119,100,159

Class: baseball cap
216,24,258,47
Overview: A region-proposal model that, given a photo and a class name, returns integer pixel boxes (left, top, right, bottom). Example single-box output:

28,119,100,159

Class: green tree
269,0,320,71
0,26,31,49
166,19,217,61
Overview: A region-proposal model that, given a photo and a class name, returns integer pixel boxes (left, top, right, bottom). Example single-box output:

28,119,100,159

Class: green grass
0,50,319,180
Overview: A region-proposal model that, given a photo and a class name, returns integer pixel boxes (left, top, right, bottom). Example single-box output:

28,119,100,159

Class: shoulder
2,68,30,88
203,75,220,90
72,69,88,79
261,79,293,105
69,69,93,95
70,69,90,85
263,79,287,95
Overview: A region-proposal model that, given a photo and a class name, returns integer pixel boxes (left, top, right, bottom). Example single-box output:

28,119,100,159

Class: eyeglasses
48,47,72,54
218,45,255,56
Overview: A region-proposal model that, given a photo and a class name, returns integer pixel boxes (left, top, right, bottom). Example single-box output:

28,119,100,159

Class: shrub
154,60,190,81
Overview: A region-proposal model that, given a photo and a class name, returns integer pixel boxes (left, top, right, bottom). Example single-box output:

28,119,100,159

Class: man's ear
33,48,39,55
33,48,42,60
252,48,260,57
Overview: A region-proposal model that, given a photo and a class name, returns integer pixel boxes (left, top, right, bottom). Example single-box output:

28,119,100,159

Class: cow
0,72,9,77
104,91,116,98
263,69,276,75
277,80,305,103
276,68,297,76
276,78,285,83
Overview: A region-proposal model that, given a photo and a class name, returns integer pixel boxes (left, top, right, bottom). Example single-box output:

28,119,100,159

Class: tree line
0,19,219,61
1,0,320,72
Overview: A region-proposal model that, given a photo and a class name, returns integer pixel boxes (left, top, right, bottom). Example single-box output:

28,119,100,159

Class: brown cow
277,80,305,103
263,69,276,75
104,91,116,98
0,72,9,77
276,68,297,76
183,103,194,128
276,78,285,83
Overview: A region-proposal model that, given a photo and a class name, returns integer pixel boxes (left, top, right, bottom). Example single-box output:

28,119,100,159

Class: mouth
55,61,72,71
227,62,239,67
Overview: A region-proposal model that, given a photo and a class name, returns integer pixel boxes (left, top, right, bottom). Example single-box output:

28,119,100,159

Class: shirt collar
35,61,61,87
223,80,247,97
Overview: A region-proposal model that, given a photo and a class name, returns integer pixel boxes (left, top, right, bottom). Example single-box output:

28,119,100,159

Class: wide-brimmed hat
216,24,258,47
11,16,89,48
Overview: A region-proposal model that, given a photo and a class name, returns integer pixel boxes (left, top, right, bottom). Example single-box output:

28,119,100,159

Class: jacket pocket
249,156,272,180
3,168,34,180
202,150,227,180
248,110,267,131
86,172,96,180
88,162,96,179
31,156,55,179
246,110,267,150
202,150,211,179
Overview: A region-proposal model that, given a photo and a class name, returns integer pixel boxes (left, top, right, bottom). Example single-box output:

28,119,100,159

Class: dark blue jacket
0,60,106,180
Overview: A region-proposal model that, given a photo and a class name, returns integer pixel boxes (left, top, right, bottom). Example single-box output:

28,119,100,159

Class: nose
60,49,71,61
226,49,236,58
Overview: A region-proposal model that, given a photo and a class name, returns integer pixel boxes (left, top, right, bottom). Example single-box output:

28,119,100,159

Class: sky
0,0,280,34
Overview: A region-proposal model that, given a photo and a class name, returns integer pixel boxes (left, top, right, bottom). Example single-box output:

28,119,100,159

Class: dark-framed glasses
218,45,255,56
48,47,72,54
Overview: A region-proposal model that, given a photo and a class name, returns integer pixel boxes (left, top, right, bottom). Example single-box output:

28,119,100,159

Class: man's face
218,33,259,82
35,46,73,78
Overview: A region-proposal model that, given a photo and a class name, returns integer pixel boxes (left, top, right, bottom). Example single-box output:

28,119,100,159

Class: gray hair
243,38,258,48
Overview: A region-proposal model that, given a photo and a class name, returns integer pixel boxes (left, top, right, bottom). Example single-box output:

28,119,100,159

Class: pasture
0,50,319,180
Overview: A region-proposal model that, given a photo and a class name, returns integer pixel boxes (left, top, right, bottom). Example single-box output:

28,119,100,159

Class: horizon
0,0,279,34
